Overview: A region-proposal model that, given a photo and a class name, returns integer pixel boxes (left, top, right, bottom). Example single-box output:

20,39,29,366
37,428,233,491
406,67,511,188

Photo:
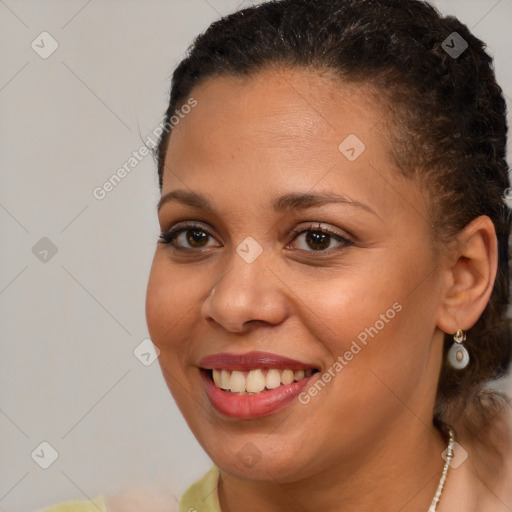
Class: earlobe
436,215,498,334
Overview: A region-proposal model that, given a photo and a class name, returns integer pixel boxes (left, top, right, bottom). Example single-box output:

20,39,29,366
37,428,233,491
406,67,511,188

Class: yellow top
40,466,221,512
178,465,221,512
40,495,107,512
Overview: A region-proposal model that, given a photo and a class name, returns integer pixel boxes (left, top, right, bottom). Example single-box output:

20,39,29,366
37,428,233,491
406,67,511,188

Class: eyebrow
157,189,380,218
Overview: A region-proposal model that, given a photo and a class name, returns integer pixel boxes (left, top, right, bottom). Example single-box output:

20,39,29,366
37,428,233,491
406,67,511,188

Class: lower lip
200,370,316,419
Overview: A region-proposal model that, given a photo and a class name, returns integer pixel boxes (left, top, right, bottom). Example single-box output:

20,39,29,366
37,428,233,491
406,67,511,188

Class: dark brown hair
156,0,511,425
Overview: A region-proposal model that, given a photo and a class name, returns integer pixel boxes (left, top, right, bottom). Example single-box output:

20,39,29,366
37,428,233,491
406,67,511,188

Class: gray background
0,1,511,511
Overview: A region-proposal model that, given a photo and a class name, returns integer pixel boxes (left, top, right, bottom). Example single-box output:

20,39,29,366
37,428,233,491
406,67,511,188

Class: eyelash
158,221,353,254
289,224,353,252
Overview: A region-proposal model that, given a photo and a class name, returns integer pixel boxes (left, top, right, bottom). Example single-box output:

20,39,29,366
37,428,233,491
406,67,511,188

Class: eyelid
163,220,215,234
289,221,353,241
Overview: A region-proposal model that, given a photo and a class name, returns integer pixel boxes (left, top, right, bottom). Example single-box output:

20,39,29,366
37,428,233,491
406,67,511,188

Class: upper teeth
211,368,312,394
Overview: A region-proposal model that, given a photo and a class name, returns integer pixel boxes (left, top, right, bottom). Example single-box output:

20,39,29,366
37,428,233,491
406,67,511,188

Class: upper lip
198,351,317,371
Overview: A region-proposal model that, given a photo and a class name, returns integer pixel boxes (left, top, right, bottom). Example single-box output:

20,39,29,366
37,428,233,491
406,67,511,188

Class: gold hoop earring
447,328,469,369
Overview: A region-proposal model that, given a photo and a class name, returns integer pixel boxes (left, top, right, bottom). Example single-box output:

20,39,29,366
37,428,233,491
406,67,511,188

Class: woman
43,0,512,510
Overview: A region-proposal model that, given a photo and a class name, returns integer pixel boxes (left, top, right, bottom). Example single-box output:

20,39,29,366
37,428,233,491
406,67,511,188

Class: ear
436,215,498,335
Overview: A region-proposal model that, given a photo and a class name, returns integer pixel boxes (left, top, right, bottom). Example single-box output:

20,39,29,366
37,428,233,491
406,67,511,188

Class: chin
215,451,312,483
194,426,321,483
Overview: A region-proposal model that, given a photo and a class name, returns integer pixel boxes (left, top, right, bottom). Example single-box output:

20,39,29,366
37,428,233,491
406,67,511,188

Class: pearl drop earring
447,328,469,369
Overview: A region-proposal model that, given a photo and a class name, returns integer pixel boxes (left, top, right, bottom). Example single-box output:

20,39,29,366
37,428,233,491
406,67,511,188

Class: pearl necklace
427,425,455,511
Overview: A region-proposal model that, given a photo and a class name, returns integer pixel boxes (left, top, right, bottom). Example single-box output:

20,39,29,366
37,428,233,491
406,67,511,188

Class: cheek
284,260,403,355
290,248,436,398
145,256,204,411
145,254,205,348
145,254,215,401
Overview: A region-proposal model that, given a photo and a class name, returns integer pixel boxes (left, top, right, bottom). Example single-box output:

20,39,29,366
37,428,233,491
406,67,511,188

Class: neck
218,420,448,512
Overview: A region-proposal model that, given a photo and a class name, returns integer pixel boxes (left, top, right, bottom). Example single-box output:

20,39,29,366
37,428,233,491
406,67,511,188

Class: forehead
161,67,423,224
168,67,385,163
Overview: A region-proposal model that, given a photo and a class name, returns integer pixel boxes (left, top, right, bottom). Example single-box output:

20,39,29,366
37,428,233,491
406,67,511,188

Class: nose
201,250,289,333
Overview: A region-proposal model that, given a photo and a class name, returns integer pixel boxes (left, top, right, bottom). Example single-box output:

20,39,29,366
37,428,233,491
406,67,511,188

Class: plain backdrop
0,0,511,511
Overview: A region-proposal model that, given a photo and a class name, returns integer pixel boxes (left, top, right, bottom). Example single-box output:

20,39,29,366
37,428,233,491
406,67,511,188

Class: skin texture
145,67,500,511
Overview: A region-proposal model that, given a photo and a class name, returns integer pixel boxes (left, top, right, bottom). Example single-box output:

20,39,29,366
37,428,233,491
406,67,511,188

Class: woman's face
145,67,447,482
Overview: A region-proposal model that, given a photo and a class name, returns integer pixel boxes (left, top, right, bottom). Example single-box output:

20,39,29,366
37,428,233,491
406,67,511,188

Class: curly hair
155,0,512,425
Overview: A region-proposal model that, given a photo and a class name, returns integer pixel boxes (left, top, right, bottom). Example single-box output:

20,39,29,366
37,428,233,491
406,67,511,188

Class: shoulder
39,469,219,512
39,496,107,512
178,465,221,512
451,392,512,510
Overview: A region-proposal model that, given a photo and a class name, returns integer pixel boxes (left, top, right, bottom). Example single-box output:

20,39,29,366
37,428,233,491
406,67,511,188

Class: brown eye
158,223,219,250
184,229,209,248
304,231,331,251
290,224,353,253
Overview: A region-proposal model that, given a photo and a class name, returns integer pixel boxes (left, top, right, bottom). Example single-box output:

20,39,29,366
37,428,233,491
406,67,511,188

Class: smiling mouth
203,368,319,395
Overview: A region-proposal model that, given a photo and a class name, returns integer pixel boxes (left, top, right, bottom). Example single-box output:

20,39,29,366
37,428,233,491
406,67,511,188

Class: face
145,67,446,483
